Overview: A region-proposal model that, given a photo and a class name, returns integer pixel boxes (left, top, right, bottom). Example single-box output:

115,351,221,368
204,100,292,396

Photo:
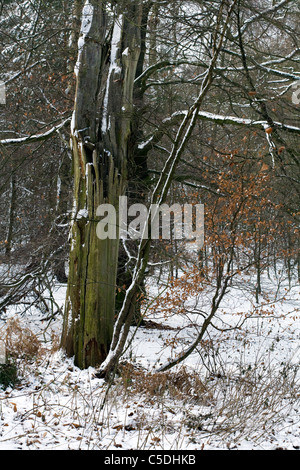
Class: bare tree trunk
148,2,159,67
116,2,152,326
54,150,71,284
61,0,143,368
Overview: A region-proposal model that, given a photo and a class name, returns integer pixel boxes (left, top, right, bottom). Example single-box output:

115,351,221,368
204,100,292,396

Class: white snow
81,1,94,36
77,208,88,219
0,270,299,450
70,111,76,137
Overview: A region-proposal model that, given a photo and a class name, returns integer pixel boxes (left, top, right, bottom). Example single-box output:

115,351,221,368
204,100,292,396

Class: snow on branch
101,14,123,134
193,111,300,134
138,110,300,152
0,117,71,147
4,59,47,85
233,0,295,38
220,49,300,82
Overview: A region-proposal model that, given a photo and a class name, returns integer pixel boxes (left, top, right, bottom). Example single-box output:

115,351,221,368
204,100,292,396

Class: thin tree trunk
54,150,71,283
5,175,17,257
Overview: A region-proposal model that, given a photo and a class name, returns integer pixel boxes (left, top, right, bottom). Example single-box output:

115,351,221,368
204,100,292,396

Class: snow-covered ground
0,273,299,450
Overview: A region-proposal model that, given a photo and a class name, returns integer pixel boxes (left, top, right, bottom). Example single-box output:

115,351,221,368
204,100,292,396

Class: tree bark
61,0,143,368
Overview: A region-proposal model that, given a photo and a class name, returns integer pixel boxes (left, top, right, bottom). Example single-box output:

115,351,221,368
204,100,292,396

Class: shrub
0,319,42,389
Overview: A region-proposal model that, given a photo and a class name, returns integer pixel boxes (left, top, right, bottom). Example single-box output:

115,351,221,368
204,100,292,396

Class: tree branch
0,117,71,147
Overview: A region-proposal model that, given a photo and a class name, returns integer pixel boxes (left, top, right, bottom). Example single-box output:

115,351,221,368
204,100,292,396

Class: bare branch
0,117,71,147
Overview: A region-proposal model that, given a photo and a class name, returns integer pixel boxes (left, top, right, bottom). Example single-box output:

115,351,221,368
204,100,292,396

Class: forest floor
0,273,299,450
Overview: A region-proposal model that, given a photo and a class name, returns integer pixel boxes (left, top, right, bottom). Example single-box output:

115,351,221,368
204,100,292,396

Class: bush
0,362,19,390
0,319,42,390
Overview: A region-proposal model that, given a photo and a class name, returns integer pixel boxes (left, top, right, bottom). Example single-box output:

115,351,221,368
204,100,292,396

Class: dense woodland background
0,0,300,451
0,0,299,376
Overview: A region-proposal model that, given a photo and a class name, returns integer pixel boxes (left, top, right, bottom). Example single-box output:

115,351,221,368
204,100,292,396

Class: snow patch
81,1,94,36
77,209,88,220
74,1,94,77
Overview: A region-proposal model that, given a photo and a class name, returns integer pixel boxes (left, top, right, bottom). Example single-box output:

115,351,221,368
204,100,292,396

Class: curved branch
0,117,71,147
138,110,300,155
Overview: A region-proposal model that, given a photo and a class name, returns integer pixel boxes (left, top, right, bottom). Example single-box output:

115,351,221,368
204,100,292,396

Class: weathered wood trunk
61,0,143,368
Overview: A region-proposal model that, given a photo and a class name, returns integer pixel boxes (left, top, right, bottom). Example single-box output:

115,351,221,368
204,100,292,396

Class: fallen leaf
10,402,17,413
